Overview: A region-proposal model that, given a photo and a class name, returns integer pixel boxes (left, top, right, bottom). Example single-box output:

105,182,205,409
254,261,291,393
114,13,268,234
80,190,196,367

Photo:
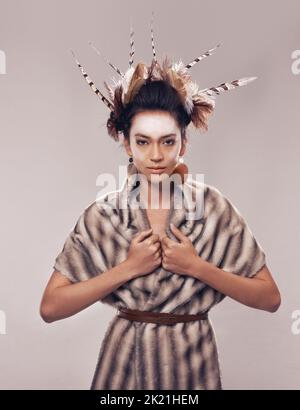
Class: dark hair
107,80,191,141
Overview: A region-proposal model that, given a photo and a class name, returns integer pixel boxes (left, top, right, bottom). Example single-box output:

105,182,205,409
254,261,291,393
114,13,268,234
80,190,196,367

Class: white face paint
124,110,186,185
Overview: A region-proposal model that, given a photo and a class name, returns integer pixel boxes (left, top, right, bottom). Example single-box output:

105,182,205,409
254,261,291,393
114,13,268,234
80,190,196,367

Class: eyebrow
134,133,177,139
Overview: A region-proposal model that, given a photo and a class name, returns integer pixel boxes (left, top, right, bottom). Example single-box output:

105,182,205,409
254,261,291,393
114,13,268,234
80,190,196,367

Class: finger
136,228,153,242
154,249,161,259
161,235,173,248
154,242,161,251
151,234,161,244
148,236,161,247
154,248,161,255
170,224,187,242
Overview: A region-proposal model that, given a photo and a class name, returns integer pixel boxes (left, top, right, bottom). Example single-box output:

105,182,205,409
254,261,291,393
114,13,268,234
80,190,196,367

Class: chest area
145,208,170,239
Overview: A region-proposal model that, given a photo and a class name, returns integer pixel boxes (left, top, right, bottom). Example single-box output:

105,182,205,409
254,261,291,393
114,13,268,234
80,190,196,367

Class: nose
150,143,163,162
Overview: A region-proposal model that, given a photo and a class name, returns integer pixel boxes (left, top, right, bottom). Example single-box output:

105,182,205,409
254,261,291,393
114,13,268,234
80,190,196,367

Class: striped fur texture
53,164,266,390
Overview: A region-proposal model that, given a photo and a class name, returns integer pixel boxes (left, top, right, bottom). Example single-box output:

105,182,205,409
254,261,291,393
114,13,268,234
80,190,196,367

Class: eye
164,139,175,145
136,140,148,145
136,139,175,146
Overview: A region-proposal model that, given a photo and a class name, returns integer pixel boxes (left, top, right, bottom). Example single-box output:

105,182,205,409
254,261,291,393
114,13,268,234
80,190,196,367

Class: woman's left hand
161,223,199,276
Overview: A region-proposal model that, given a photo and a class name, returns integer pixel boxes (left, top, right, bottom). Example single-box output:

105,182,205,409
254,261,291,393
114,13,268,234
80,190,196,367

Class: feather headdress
70,11,257,141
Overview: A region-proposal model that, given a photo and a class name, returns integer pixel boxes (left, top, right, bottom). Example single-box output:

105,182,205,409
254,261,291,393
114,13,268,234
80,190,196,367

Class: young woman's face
124,110,187,183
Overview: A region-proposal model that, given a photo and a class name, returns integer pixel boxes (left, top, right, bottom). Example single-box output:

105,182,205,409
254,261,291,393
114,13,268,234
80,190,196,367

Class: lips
147,167,166,174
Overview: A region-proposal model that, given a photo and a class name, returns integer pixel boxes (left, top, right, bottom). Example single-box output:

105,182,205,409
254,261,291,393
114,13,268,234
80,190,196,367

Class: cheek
166,147,181,161
132,150,147,163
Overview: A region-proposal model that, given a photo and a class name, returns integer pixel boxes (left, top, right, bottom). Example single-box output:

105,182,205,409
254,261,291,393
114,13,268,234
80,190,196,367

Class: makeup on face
125,111,186,188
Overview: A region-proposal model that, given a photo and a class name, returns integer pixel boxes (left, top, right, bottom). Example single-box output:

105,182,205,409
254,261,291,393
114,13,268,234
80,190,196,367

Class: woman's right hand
126,228,162,278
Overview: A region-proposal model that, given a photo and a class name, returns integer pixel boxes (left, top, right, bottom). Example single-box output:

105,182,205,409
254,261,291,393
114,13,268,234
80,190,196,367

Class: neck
139,178,174,209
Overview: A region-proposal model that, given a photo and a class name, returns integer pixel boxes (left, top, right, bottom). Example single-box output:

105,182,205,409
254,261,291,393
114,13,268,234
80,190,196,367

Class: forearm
187,256,276,312
43,260,135,322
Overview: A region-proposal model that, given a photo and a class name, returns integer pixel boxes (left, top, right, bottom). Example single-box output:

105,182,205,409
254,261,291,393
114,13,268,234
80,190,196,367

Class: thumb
136,228,153,242
170,224,186,242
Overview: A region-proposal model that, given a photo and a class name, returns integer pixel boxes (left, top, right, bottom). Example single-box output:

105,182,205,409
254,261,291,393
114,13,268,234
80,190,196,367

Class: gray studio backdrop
0,0,299,389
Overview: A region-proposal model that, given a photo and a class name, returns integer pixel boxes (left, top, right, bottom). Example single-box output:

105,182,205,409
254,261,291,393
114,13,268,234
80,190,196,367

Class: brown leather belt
117,307,208,325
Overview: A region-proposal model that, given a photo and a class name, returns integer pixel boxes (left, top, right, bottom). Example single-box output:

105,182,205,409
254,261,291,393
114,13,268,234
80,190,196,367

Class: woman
40,36,281,389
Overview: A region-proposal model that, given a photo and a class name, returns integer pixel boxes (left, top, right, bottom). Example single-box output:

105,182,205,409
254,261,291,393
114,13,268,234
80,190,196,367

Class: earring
129,156,133,163
172,157,188,183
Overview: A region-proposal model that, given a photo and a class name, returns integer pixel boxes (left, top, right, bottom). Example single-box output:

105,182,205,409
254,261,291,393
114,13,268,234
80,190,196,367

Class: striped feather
185,43,221,69
150,10,158,64
70,49,114,110
103,81,114,103
199,76,258,96
129,24,135,67
88,41,124,78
